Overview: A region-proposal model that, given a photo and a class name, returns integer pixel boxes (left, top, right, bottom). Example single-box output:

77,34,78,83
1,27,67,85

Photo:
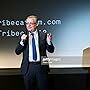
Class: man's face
25,17,38,32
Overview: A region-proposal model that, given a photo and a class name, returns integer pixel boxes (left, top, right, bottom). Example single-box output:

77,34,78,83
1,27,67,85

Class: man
15,15,54,90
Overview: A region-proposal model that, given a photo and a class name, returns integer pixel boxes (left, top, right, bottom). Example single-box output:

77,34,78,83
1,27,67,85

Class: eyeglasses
25,22,37,25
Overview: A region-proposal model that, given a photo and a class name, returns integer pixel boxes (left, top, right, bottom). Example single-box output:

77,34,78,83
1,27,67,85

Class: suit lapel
38,30,41,56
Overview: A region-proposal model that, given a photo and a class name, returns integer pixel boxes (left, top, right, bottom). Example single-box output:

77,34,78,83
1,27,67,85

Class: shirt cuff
47,40,51,45
20,40,24,46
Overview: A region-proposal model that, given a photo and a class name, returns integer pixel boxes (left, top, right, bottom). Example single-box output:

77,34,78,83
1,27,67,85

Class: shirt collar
29,29,38,35
33,29,38,35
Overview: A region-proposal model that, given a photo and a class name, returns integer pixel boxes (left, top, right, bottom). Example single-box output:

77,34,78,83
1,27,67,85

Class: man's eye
26,22,36,25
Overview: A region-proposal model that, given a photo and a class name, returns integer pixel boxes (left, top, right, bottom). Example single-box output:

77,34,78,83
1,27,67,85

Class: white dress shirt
20,30,52,62
28,30,40,62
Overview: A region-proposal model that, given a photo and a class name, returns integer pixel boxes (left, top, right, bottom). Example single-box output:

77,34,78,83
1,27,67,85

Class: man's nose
28,24,31,27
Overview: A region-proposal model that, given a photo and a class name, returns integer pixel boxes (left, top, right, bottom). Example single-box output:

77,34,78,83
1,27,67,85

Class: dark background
0,0,89,90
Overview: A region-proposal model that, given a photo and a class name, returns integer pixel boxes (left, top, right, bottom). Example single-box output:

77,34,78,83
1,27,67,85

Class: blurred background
0,0,90,68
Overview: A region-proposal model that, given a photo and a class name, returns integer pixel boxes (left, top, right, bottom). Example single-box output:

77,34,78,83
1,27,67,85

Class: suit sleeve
15,40,27,55
46,41,54,53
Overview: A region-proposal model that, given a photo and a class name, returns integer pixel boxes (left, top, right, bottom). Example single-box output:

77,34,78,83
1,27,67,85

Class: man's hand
21,34,27,41
47,33,52,45
47,33,52,41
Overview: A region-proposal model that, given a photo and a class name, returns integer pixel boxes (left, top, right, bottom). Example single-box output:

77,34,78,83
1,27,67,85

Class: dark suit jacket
15,30,54,75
